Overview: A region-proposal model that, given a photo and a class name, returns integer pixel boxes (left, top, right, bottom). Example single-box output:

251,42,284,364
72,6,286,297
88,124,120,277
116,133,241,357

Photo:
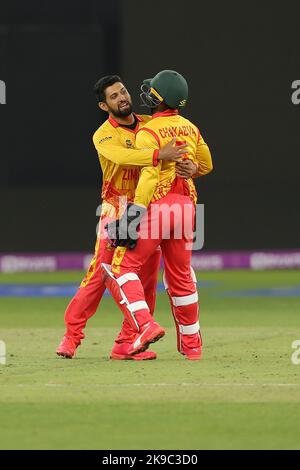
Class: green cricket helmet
140,70,188,109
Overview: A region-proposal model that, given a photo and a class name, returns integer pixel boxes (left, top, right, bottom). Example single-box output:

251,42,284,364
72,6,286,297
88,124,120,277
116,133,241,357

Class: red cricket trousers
111,193,201,354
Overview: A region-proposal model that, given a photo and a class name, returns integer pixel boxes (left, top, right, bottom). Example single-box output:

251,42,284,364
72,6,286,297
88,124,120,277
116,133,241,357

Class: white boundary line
41,383,300,388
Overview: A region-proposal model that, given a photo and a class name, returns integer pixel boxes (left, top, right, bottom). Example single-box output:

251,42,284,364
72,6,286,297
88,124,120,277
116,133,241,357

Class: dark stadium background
1,0,299,253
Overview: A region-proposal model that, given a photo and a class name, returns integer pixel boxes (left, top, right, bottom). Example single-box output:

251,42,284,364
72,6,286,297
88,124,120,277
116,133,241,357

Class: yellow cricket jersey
93,114,159,218
134,109,213,208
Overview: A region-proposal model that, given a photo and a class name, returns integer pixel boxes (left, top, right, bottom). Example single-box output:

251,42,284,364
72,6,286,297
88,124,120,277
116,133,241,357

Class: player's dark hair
93,75,123,102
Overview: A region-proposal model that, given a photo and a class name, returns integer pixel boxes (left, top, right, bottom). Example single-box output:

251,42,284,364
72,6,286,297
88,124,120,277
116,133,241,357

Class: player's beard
109,100,133,118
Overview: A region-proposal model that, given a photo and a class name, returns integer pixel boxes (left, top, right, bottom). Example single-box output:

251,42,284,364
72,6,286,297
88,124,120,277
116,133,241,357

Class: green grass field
0,270,300,449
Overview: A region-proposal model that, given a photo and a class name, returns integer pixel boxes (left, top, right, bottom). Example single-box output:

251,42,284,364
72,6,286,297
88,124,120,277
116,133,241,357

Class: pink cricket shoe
180,332,202,360
56,336,78,358
110,342,157,361
185,348,202,360
182,345,202,360
128,321,165,356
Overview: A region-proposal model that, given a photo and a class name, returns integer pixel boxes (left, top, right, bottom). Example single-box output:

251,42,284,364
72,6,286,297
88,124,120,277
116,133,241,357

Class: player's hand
158,137,188,162
176,159,197,179
105,204,147,250
105,220,119,248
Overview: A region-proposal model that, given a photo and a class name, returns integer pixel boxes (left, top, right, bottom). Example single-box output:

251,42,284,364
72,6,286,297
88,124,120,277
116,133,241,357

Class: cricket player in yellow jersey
103,70,213,360
56,75,189,360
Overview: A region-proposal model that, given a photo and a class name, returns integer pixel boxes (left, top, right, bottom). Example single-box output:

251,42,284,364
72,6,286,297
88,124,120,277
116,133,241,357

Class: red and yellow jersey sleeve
193,130,213,178
93,124,158,167
133,128,161,207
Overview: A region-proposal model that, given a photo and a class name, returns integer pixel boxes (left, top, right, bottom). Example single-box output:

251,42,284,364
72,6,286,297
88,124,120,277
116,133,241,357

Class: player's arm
94,133,186,167
94,132,157,166
193,129,213,177
133,129,162,208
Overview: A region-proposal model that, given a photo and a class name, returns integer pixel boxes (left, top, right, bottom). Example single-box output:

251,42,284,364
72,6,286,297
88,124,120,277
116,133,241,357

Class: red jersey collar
108,113,142,128
152,109,179,119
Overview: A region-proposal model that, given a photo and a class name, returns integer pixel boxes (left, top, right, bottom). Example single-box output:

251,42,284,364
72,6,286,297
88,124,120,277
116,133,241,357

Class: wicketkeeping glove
105,203,147,250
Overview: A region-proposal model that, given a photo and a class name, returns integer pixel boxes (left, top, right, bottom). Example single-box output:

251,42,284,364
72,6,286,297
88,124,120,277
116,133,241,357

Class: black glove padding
105,219,119,248
105,203,147,249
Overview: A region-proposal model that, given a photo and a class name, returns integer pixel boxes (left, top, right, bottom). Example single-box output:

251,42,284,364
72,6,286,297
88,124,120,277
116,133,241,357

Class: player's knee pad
101,263,150,332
